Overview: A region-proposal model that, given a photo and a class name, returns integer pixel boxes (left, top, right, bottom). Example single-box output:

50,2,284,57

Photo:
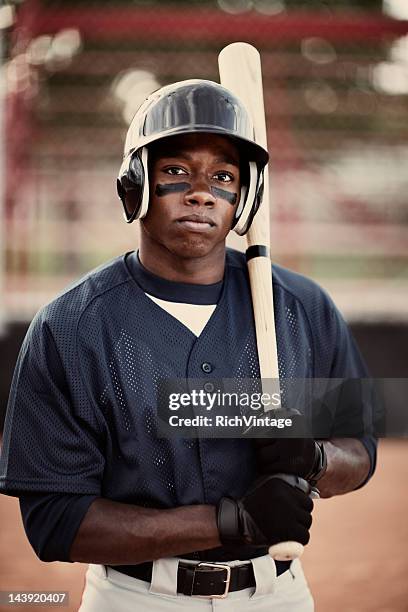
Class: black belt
111,559,289,598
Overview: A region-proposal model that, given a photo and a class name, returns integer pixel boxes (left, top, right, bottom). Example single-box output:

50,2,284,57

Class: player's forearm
69,498,220,565
317,438,371,498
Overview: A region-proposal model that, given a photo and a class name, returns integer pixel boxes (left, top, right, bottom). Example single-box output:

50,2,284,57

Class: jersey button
201,362,213,374
204,382,214,392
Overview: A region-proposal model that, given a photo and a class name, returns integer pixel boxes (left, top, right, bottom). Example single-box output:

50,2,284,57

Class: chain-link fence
1,0,408,321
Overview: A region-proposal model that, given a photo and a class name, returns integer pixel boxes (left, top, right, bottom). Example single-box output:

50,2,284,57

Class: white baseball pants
79,555,314,611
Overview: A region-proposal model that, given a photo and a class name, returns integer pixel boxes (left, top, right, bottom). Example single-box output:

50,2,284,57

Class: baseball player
0,80,376,611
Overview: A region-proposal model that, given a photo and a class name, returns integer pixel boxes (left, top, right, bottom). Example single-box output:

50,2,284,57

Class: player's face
142,133,240,261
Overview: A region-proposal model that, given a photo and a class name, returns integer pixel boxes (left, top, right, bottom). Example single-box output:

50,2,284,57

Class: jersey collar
126,251,223,305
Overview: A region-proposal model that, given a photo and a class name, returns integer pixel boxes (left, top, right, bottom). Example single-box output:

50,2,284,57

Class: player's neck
138,240,226,285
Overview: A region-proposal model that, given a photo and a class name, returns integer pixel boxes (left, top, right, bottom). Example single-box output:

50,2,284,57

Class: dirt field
0,439,407,612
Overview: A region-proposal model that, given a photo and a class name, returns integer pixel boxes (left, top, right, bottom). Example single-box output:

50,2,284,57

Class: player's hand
255,437,322,480
217,475,313,547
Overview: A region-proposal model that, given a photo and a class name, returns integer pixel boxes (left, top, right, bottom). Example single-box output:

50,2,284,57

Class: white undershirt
145,293,216,337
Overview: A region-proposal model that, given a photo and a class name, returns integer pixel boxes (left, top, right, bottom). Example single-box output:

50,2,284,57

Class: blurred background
0,0,407,610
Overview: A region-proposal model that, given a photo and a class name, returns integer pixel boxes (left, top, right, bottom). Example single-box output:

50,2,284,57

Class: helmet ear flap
233,161,261,235
138,147,150,219
242,169,264,235
117,148,149,223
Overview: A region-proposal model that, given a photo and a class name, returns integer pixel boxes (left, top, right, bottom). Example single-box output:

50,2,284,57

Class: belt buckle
191,562,231,599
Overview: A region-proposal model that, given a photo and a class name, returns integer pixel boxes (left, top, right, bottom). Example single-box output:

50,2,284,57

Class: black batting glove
255,438,322,479
255,413,327,483
217,475,313,548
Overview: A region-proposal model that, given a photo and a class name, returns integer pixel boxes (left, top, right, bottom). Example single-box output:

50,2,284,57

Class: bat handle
266,474,320,561
269,540,304,561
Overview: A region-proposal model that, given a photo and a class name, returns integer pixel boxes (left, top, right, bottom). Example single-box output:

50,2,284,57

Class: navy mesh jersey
0,249,375,516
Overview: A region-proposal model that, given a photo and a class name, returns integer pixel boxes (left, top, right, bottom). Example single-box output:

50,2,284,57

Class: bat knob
268,541,304,561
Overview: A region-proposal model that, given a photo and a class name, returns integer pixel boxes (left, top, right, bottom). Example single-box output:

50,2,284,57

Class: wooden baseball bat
218,42,304,562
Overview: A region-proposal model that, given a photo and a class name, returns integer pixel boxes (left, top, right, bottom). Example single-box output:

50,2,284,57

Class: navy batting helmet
117,79,269,235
